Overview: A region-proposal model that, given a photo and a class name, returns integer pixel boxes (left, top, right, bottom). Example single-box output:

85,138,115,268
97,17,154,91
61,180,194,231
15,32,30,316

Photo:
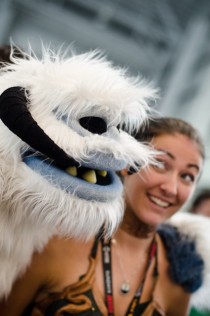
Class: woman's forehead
151,133,203,170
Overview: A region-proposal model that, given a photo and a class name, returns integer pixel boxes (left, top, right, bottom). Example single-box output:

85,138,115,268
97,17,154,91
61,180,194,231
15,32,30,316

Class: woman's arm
0,249,51,316
0,236,92,316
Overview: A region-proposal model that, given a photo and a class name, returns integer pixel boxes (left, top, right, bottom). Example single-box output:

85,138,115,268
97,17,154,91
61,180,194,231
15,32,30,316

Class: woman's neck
120,207,156,239
113,208,156,255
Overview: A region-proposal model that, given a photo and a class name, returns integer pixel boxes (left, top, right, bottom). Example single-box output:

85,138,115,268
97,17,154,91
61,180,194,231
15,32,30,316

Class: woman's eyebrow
156,149,175,160
187,163,200,172
157,149,200,172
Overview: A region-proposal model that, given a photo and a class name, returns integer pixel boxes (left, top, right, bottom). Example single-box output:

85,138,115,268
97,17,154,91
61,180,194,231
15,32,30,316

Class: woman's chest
95,245,148,316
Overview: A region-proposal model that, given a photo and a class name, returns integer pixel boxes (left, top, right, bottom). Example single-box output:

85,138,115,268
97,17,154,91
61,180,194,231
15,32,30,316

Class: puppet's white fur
168,213,210,311
0,47,157,297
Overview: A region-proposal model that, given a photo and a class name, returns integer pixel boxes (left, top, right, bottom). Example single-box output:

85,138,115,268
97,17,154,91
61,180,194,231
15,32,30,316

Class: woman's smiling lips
147,193,173,208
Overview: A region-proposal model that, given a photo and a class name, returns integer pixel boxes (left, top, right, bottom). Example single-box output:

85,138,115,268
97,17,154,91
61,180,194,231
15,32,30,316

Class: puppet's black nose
79,116,107,135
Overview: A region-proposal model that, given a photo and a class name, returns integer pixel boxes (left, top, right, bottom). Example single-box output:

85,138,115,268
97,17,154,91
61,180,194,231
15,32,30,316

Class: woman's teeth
149,195,170,208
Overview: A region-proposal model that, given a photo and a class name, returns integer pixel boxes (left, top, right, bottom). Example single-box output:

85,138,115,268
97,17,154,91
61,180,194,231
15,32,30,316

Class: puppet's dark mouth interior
23,150,111,186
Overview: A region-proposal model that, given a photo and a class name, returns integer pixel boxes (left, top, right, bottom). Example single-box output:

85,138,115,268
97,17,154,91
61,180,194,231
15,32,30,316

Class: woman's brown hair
135,117,205,160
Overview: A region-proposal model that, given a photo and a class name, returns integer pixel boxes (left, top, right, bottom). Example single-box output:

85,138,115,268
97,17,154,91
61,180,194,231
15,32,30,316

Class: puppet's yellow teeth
65,166,77,177
82,170,97,183
97,170,107,177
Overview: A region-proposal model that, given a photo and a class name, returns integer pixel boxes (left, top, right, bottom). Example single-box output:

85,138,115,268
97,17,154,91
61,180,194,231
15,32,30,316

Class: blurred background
0,0,210,198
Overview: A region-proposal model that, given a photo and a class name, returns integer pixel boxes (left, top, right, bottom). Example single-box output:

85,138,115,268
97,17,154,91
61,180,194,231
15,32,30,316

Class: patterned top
22,225,203,316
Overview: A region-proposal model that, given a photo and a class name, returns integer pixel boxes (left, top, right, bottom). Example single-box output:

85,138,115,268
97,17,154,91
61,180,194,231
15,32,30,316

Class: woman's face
122,133,203,227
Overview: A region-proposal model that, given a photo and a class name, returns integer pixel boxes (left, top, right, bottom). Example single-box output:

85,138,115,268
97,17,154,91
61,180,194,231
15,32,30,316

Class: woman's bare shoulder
0,241,52,315
0,236,95,315
42,235,93,261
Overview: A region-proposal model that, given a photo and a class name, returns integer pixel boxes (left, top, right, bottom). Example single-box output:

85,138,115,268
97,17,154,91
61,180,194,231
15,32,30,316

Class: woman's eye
182,173,195,183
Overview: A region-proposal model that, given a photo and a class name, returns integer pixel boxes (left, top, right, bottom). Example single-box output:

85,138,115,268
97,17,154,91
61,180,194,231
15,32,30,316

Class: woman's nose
160,173,178,197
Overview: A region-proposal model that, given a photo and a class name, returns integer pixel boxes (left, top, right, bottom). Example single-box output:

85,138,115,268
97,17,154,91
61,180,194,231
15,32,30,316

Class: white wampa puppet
0,47,157,297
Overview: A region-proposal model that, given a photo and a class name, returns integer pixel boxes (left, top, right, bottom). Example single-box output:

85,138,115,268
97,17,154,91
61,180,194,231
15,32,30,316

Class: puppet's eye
79,116,107,135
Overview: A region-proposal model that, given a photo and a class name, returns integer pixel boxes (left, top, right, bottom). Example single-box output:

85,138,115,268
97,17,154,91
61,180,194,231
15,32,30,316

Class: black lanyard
101,237,157,316
101,238,115,315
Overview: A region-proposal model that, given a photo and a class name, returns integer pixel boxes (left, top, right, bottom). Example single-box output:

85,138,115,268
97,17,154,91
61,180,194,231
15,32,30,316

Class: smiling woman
122,119,204,228
0,116,209,316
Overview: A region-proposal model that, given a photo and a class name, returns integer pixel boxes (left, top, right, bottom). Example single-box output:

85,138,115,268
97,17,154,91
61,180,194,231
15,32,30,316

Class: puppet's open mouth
23,150,111,186
64,165,110,186
22,150,123,202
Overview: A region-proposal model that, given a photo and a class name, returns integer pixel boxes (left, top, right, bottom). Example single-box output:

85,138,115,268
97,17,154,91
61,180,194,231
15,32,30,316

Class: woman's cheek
180,185,194,205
